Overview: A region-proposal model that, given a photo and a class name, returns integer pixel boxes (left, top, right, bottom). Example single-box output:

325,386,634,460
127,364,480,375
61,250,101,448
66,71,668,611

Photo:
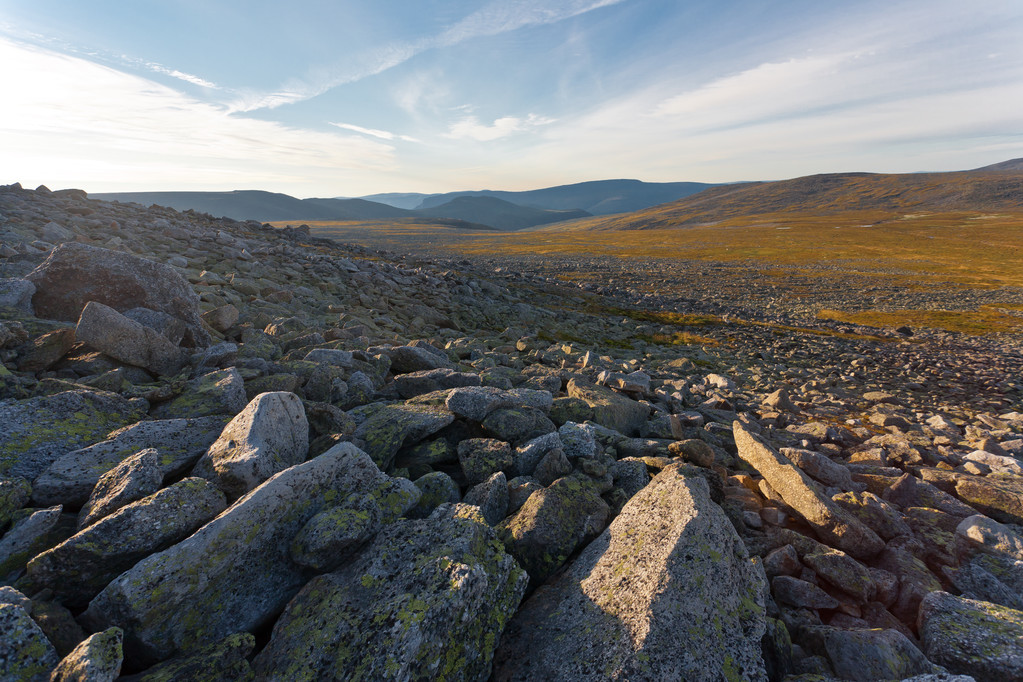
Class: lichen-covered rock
200,304,239,334
119,632,255,682
492,463,769,681
32,416,227,507
799,625,939,681
24,478,226,607
497,474,609,590
733,422,884,560
16,327,76,372
956,514,1023,561
482,406,556,444
780,447,858,492
918,591,1023,682
534,448,572,487
28,599,85,658
75,302,188,377
802,548,876,603
458,438,514,485
954,475,1023,526
948,552,1023,610
408,470,461,519
0,476,31,531
0,277,35,314
831,490,913,541
78,448,163,529
50,627,123,682
772,575,840,609
0,505,63,579
0,390,147,480
877,545,943,623
350,402,454,470
386,343,455,374
150,368,247,420
0,602,59,682
445,385,514,422
464,471,509,526
290,477,420,572
394,368,480,399
252,503,527,681
192,391,308,501
25,242,210,347
566,377,649,436
81,444,402,666
512,432,562,478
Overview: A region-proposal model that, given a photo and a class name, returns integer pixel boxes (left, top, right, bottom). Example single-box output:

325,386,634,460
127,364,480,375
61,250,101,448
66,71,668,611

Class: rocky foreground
0,182,1022,681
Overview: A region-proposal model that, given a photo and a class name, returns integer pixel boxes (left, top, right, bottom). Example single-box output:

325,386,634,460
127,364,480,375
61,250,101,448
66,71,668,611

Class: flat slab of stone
0,390,147,481
733,421,884,560
75,301,187,376
492,463,769,681
32,416,228,507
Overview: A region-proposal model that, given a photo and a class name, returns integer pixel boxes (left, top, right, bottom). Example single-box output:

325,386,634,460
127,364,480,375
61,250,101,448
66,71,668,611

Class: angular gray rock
252,504,528,681
566,377,649,436
498,474,610,590
457,437,514,485
81,444,407,665
445,385,514,421
25,242,210,346
394,368,480,399
733,421,884,559
350,402,455,470
192,391,308,500
25,478,226,607
408,470,461,519
77,448,163,529
0,277,35,314
50,627,124,682
0,602,60,682
464,471,510,526
150,368,247,419
918,591,1023,682
386,343,455,373
799,625,939,681
75,301,188,376
117,632,255,681
0,476,31,531
492,463,769,681
0,389,147,480
0,505,63,578
956,514,1023,561
32,416,227,507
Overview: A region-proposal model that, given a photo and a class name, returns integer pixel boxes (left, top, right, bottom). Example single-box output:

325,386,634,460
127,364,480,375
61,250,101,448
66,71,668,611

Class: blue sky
1,0,1021,196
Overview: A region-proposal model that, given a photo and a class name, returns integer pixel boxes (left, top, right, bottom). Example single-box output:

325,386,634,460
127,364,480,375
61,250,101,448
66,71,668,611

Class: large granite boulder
25,243,210,346
566,378,649,436
252,504,527,681
497,475,610,590
81,443,411,666
0,390,147,480
492,463,769,681
75,301,188,376
50,627,124,682
192,391,308,501
733,421,884,560
918,591,1023,682
350,402,454,470
150,368,247,420
77,448,163,529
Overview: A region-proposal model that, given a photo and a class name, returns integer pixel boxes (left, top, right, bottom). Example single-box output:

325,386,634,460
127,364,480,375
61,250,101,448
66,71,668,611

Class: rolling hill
93,189,589,231
407,179,715,215
561,169,1023,231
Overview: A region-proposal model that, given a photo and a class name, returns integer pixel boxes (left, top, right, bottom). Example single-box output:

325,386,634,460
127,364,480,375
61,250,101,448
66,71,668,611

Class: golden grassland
292,211,1023,335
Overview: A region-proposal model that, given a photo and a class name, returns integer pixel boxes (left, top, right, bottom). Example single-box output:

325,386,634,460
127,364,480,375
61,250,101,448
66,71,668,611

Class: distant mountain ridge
92,190,588,231
366,179,715,215
556,166,1023,231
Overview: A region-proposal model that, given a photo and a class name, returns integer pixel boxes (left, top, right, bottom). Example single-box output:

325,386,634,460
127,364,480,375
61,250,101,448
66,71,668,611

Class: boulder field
0,182,1021,680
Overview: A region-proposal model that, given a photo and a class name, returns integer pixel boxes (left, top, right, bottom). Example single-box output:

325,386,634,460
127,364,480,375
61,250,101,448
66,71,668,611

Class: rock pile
0,182,1021,680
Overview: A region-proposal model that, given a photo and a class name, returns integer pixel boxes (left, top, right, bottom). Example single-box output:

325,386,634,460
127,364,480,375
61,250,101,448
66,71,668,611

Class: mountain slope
410,179,715,215
92,190,409,222
416,196,589,231
974,158,1023,172
566,170,1023,231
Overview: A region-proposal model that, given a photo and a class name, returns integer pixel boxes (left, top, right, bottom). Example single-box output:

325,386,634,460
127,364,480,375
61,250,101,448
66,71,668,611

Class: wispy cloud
138,60,220,89
329,121,419,142
0,37,395,194
229,0,627,112
447,113,555,141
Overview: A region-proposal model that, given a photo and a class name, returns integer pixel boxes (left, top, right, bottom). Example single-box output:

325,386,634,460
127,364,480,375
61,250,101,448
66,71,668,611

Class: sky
1,0,1021,197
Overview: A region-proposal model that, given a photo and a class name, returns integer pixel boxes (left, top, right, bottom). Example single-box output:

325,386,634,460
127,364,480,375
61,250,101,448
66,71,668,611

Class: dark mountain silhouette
410,179,714,215
93,189,589,230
